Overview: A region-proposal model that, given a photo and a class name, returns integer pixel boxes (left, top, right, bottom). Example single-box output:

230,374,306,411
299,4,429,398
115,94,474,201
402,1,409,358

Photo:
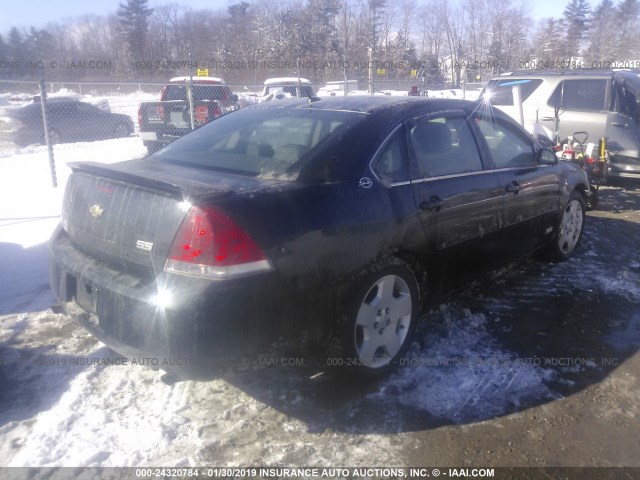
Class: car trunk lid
62,160,281,278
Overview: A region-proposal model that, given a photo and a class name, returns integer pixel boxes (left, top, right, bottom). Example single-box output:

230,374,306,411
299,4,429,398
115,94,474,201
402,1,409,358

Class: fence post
187,77,195,130
39,80,57,188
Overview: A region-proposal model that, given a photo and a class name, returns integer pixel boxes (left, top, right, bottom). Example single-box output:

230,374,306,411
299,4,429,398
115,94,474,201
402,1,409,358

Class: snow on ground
1,91,638,467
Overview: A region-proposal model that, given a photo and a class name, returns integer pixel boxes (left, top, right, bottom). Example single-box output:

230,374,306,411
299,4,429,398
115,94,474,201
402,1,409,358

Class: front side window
475,117,535,168
409,115,483,178
547,79,607,112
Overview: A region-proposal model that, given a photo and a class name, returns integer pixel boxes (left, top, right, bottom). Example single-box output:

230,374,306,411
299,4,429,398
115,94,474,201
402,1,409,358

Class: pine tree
117,0,154,76
615,0,640,59
535,18,564,63
561,0,591,59
587,0,616,63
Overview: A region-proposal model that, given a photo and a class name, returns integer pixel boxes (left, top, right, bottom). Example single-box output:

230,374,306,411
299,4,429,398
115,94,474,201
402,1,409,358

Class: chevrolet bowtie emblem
89,204,105,218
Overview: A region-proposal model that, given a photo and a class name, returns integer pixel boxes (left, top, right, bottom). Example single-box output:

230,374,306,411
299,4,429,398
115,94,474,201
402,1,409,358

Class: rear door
606,76,640,170
472,114,560,253
545,78,609,141
407,111,504,255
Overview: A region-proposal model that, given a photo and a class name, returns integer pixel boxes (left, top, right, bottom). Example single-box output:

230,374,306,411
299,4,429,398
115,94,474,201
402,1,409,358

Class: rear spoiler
68,161,184,198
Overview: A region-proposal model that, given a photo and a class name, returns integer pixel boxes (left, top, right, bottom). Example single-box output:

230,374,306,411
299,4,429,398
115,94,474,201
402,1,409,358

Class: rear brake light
164,205,273,279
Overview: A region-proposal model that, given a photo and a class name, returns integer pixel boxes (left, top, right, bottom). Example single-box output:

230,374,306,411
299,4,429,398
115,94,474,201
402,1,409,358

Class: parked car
259,77,315,102
138,76,239,153
0,99,134,147
49,97,589,379
317,80,358,96
482,69,640,180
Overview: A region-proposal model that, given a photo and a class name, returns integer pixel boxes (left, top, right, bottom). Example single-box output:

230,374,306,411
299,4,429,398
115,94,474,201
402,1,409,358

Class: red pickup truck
138,76,239,153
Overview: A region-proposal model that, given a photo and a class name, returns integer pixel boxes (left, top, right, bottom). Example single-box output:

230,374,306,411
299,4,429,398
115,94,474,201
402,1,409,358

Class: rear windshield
152,106,362,177
164,84,231,102
265,85,315,98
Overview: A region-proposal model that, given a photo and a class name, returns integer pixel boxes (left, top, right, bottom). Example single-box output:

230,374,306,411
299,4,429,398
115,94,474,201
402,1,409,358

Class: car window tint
612,80,640,124
483,79,543,105
153,108,362,177
372,127,409,183
475,117,535,168
410,115,483,178
164,85,227,102
50,103,74,116
547,79,607,112
76,103,98,114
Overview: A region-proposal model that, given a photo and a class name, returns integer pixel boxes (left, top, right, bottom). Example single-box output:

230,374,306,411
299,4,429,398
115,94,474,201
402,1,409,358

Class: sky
0,0,572,36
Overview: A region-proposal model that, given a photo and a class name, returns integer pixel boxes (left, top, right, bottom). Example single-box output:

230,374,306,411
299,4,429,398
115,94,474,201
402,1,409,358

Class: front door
472,114,561,253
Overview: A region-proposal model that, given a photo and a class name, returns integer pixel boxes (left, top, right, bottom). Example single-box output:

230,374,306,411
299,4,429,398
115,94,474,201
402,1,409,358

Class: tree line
0,0,639,87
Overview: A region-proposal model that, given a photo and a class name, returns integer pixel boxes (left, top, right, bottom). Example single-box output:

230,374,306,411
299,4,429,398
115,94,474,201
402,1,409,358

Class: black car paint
5,100,133,146
48,97,589,377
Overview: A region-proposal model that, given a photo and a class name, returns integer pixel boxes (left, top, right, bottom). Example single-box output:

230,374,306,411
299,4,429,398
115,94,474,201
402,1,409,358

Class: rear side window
266,85,314,98
372,127,409,183
153,108,362,177
409,115,483,178
547,79,607,112
483,79,542,105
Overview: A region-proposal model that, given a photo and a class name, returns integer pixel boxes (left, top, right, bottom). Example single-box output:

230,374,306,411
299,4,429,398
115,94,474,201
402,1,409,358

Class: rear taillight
164,205,273,279
137,106,143,127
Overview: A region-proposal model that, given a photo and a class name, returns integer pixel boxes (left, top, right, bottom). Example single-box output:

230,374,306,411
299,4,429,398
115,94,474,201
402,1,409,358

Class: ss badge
136,240,154,251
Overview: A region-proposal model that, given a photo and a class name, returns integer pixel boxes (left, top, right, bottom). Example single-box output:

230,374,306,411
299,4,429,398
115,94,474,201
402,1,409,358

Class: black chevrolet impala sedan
48,97,589,378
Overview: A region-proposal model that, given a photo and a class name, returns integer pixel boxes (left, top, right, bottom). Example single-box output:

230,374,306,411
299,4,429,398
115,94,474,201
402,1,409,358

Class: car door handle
610,121,628,128
420,195,443,212
506,182,521,193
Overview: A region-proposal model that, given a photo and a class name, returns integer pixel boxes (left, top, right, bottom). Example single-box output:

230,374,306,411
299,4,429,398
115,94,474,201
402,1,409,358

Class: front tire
550,190,586,261
330,258,419,379
113,122,130,138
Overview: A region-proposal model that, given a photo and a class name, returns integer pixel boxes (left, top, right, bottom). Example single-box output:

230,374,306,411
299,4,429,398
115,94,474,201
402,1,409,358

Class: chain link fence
0,78,485,187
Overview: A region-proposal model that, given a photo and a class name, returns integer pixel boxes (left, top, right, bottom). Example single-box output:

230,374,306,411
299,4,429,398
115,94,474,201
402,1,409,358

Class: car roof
264,77,312,85
497,69,624,78
245,95,480,114
169,76,226,84
243,95,488,123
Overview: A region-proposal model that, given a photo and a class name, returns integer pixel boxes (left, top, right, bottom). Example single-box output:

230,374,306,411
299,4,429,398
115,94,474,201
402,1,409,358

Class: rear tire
113,122,130,138
329,258,419,380
549,190,586,261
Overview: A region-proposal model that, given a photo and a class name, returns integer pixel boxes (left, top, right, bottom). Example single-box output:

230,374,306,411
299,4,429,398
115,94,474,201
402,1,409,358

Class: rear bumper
609,155,640,178
48,225,311,378
140,131,158,142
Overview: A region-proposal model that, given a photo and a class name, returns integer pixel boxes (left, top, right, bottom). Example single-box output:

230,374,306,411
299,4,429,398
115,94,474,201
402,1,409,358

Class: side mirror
537,148,558,165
